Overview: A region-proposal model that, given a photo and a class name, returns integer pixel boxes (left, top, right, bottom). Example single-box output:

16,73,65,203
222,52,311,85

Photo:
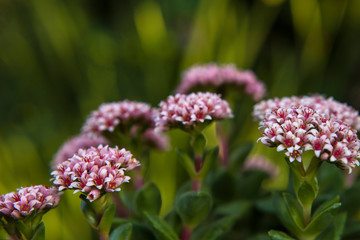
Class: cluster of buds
253,95,360,130
51,145,140,201
176,63,266,101
156,92,233,132
259,106,360,173
0,185,61,220
82,100,167,150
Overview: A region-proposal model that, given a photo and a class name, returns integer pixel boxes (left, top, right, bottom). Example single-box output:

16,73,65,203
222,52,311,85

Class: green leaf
268,230,296,240
214,200,251,219
211,170,235,202
135,182,162,216
255,195,275,214
190,215,237,240
80,199,98,227
164,210,183,235
340,183,360,218
228,142,253,171
15,220,32,239
176,149,196,178
312,195,340,217
198,146,218,179
272,192,302,237
315,212,346,240
176,191,213,228
144,212,179,240
132,223,156,240
235,170,269,199
282,193,304,230
191,132,207,155
31,222,45,240
109,223,132,240
98,203,116,234
304,202,341,235
297,180,317,207
111,218,130,229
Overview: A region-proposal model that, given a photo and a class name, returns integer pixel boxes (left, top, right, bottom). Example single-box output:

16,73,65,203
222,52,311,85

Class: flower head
176,63,266,101
82,100,168,150
0,185,61,220
253,95,360,130
156,92,233,132
82,100,155,135
51,134,109,169
50,145,140,201
259,106,360,173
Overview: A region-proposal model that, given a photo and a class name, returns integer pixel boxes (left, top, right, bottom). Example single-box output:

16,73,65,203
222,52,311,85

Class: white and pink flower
82,100,168,150
156,92,233,132
253,95,360,130
51,145,140,201
258,106,360,173
0,185,61,220
51,134,109,169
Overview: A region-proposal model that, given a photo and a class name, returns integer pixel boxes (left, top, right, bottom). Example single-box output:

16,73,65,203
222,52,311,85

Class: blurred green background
1,0,360,239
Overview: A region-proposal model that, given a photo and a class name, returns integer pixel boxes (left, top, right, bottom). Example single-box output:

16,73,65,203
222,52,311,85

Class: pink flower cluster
51,145,140,201
0,185,61,220
176,63,266,101
82,100,155,135
259,106,360,173
156,92,233,131
253,95,360,130
81,100,167,150
51,134,109,169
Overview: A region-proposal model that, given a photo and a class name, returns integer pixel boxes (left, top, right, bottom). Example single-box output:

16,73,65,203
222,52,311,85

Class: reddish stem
220,136,229,167
195,155,202,173
191,178,201,191
180,225,192,240
134,168,144,190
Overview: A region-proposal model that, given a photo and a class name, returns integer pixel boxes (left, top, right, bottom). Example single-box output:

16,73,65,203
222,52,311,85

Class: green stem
286,157,323,239
303,203,312,226
299,234,317,240
99,231,110,240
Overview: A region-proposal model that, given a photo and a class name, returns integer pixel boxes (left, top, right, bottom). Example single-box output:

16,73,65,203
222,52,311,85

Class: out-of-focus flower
253,95,360,130
81,100,168,150
156,92,233,132
50,145,140,201
243,155,279,178
82,100,155,135
51,134,109,169
176,63,266,101
0,185,61,220
258,106,360,173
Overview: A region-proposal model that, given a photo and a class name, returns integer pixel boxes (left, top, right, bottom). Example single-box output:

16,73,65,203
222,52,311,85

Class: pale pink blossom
82,100,168,150
177,63,266,101
253,95,360,130
243,155,279,178
82,101,155,135
0,185,61,220
51,134,109,169
259,106,360,173
156,92,233,132
51,145,139,201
